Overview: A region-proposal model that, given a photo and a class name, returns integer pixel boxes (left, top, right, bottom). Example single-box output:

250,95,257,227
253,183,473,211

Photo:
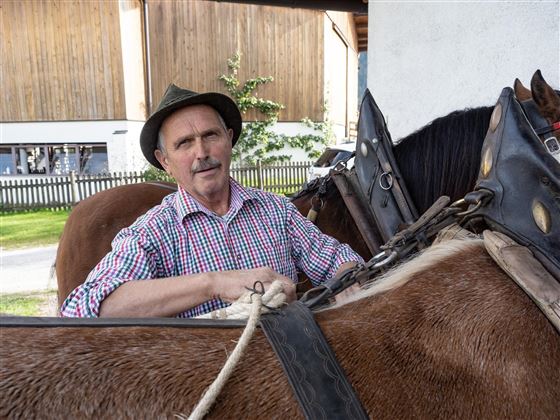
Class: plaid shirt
60,179,363,318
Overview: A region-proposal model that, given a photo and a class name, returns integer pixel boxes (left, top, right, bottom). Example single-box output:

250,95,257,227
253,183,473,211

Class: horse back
317,241,560,418
55,182,176,307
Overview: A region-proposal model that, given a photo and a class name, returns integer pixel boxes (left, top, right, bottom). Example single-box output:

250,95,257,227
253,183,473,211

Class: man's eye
177,140,192,148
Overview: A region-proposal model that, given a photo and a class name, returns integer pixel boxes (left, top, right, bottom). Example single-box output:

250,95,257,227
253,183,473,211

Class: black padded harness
354,89,419,243
463,87,560,280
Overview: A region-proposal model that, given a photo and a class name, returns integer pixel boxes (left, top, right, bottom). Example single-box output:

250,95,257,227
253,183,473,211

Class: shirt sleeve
59,226,159,317
285,201,364,286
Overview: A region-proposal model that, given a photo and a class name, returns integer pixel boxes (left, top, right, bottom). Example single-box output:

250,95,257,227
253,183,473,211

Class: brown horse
55,105,493,306
3,239,560,418
3,73,559,417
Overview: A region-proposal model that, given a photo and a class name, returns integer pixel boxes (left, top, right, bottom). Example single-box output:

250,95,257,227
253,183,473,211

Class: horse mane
394,106,494,213
328,237,484,309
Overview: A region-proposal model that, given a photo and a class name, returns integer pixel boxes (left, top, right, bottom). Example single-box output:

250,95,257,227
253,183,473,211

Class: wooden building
0,0,362,176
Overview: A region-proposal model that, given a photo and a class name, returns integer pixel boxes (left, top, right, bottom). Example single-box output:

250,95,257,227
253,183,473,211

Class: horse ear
514,78,532,101
530,70,560,123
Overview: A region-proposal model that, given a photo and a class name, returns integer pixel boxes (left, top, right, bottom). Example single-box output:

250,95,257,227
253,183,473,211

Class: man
61,84,363,318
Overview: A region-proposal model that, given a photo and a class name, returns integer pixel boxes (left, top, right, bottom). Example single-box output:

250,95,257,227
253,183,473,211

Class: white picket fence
0,161,311,212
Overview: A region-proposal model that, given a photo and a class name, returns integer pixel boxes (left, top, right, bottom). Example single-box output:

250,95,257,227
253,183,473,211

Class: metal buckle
544,137,560,163
333,160,348,172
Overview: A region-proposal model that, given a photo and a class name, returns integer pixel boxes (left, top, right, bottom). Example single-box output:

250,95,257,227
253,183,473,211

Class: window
0,147,15,175
0,144,108,176
49,145,78,175
80,145,108,174
14,146,48,175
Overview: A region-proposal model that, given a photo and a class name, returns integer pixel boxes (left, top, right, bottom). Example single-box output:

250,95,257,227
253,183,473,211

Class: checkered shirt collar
174,178,256,220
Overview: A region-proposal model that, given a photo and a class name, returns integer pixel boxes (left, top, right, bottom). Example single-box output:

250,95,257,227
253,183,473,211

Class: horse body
55,182,176,306
4,240,559,418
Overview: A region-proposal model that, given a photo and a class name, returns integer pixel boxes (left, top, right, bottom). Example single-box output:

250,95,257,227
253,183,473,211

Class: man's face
155,105,233,205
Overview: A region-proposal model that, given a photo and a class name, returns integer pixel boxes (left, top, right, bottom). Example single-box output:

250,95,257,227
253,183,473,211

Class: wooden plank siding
146,0,324,122
0,0,126,122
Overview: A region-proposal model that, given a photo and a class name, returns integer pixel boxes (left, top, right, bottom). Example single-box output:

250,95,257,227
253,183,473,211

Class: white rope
186,280,286,420
194,280,286,320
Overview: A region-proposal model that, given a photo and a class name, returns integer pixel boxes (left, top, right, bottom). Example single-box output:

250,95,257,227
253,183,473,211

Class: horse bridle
293,153,355,224
520,98,560,163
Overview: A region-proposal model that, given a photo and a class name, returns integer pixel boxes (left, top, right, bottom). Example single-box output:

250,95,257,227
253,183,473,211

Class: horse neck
392,106,493,213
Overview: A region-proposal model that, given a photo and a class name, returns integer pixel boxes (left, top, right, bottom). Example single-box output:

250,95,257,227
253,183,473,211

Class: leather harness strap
330,169,383,255
372,136,417,225
483,230,560,334
0,317,246,328
260,302,369,420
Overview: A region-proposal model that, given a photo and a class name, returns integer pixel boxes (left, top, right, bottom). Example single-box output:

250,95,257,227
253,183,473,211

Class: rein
520,98,560,162
300,195,468,308
305,176,330,223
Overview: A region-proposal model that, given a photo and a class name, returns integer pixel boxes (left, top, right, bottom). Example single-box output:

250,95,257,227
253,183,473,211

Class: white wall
368,1,559,141
106,121,146,172
0,121,129,144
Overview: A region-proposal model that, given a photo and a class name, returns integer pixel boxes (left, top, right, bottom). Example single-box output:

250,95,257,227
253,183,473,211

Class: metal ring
456,199,483,217
379,172,393,190
311,195,324,210
370,250,398,269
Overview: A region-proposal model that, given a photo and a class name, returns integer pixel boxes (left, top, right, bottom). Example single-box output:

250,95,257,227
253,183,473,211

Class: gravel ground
0,245,58,294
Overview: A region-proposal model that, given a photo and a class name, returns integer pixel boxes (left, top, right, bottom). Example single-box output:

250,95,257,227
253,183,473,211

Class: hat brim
140,92,242,170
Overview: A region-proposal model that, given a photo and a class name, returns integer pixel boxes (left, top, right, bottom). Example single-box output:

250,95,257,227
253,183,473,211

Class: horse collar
354,89,420,244
464,87,560,280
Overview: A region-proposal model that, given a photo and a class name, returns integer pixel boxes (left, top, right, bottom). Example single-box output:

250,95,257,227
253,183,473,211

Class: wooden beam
212,0,368,13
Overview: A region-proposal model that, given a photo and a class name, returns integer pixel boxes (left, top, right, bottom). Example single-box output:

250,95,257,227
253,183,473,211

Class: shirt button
237,254,242,260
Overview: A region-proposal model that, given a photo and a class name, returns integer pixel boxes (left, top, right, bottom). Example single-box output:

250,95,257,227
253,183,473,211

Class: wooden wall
1,0,125,122
147,1,324,121
2,1,356,125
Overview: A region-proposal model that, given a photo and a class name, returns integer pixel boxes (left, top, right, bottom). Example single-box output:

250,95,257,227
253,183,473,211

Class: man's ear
154,149,172,175
227,128,234,145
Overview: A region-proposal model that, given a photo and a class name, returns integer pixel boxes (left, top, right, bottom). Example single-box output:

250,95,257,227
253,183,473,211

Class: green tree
219,52,331,165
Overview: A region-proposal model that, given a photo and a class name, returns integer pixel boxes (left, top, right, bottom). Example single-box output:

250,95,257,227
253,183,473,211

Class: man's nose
192,137,209,158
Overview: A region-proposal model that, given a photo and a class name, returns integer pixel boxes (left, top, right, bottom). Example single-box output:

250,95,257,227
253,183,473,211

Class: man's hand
333,261,361,304
210,267,297,304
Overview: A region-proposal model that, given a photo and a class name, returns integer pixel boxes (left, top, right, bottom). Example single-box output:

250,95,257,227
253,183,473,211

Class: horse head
530,70,560,148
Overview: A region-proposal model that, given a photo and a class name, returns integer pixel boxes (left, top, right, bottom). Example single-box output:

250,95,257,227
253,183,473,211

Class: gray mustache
192,158,221,174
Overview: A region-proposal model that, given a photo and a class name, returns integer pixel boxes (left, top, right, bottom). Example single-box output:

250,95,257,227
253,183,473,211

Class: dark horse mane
294,105,494,215
394,106,494,212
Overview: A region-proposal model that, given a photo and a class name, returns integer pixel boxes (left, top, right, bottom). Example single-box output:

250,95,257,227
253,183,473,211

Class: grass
0,209,70,249
0,290,58,316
